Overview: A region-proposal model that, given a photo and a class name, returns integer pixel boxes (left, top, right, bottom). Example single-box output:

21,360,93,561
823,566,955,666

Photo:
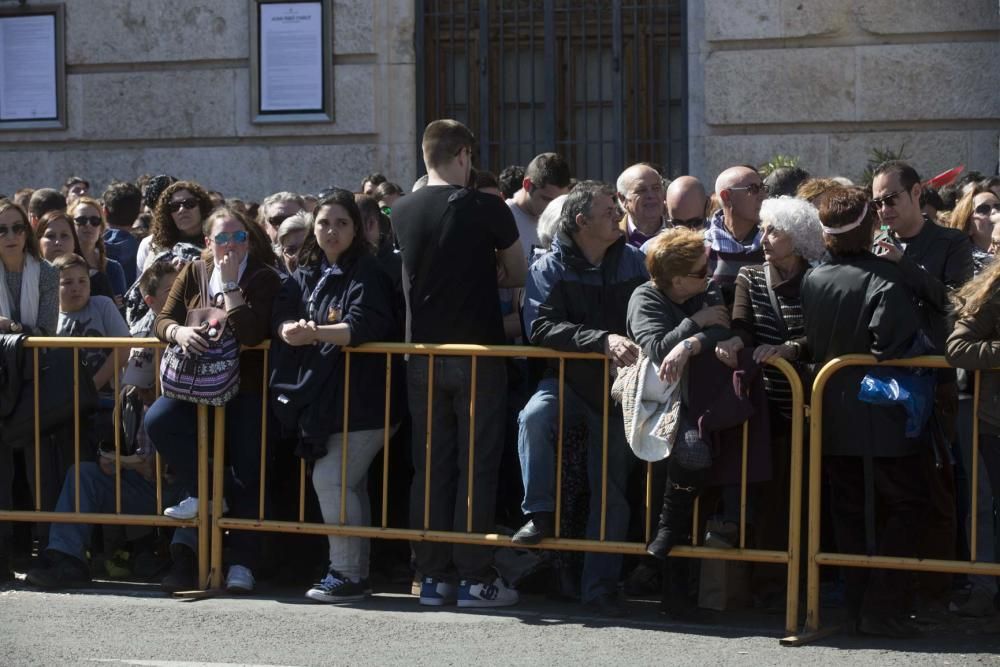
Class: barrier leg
211,406,226,590
196,405,210,590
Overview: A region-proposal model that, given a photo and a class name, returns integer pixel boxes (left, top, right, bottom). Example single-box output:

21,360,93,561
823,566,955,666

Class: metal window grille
417,0,687,182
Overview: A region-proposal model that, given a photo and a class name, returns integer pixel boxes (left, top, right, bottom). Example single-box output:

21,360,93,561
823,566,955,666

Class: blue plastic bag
857,370,936,438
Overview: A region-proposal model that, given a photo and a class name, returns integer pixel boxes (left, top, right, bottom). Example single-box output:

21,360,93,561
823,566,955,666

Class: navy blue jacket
522,234,648,411
270,253,401,460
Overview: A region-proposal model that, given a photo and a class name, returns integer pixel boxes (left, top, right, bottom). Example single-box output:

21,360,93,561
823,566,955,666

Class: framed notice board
0,4,65,130
250,0,334,124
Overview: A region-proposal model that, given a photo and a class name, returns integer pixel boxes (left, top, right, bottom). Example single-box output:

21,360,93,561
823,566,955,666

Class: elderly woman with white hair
712,195,824,597
276,210,311,274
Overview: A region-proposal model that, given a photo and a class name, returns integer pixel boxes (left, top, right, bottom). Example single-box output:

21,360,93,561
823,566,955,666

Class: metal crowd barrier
1,337,806,636
785,354,1000,646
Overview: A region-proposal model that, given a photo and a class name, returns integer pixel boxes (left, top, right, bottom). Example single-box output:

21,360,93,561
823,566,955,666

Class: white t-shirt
506,199,539,264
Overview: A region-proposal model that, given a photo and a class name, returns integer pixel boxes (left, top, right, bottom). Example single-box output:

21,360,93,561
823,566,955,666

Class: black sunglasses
872,190,904,211
0,223,27,237
728,183,770,196
974,202,1000,216
167,198,199,213
73,215,102,228
668,216,705,229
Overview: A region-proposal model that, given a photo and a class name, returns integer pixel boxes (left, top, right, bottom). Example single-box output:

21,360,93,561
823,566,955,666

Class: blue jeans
47,462,157,562
517,377,631,602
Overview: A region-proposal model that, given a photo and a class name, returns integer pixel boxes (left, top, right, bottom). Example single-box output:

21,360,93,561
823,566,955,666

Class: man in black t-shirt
393,119,527,608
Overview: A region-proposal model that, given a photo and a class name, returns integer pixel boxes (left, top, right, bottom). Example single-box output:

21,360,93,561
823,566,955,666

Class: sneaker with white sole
305,570,370,603
457,577,518,608
163,496,229,520
418,576,457,606
225,564,255,594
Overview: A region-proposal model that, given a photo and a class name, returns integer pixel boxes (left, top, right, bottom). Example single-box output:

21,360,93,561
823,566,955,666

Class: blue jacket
522,234,648,411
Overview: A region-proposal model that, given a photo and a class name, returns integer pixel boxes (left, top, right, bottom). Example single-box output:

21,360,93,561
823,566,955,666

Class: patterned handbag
159,261,240,406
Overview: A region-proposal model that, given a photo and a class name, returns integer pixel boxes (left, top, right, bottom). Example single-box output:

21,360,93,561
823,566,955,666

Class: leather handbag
159,261,240,406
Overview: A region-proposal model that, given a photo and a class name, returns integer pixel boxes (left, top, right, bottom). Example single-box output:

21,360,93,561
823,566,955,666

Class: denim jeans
408,355,506,583
312,427,389,580
517,377,631,602
144,393,263,569
47,462,157,562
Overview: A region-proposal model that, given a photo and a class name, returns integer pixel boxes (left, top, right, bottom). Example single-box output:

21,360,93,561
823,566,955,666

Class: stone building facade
0,1,996,198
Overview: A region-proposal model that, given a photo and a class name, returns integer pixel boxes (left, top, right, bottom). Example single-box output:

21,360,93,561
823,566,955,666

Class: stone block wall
689,1,1000,186
0,0,417,200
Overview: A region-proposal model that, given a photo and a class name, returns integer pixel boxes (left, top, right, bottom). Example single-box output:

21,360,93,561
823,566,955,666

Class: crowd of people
0,118,999,638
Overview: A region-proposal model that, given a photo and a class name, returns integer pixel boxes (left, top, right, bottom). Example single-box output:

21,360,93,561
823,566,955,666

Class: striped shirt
732,263,805,419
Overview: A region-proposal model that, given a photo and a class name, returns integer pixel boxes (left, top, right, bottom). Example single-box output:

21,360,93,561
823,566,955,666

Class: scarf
0,254,40,329
704,209,763,255
306,257,345,322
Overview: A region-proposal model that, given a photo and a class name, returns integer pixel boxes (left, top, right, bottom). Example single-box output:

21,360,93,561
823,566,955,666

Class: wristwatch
222,281,240,293
682,339,694,352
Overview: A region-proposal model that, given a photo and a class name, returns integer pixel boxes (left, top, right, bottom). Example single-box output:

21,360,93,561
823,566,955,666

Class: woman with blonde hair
67,196,127,306
947,183,1000,274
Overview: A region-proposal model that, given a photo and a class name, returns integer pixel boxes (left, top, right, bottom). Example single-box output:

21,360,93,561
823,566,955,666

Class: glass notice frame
0,4,66,130
250,0,334,124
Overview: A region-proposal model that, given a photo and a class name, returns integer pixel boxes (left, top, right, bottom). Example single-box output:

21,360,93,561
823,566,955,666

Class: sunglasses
267,214,291,228
667,216,705,229
0,223,27,237
213,230,248,245
872,190,903,211
728,183,770,196
974,202,1000,216
73,215,102,228
168,198,199,213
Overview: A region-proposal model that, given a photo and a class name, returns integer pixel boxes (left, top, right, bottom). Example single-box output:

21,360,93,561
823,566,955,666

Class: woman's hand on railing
279,319,318,347
752,342,795,364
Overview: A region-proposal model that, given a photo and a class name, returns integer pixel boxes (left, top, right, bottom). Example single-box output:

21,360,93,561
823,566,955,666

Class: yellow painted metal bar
692,496,700,546
113,347,122,514
298,459,306,523
381,353,392,529
644,461,652,545
600,357,609,541
258,349,269,521
971,370,981,560
423,355,434,531
555,358,565,538
196,405,210,590
0,511,197,527
73,348,81,513
466,355,478,533
211,406,226,589
155,453,163,515
739,421,749,549
815,552,1000,576
774,357,805,637
340,352,351,525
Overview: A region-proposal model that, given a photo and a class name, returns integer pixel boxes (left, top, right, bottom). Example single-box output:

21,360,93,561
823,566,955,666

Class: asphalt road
2,579,999,666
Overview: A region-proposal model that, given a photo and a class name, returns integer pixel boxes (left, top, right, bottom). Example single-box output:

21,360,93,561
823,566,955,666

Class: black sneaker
305,570,371,603
25,551,91,589
160,544,197,594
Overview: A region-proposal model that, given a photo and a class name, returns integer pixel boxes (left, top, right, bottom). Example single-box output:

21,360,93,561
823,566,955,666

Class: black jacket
801,252,924,457
270,254,401,460
522,234,648,411
0,333,26,419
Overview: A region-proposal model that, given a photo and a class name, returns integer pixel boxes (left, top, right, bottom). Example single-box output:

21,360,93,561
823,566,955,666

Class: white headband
822,202,868,235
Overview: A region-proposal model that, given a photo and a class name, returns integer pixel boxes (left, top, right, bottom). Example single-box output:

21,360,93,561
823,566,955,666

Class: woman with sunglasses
625,226,733,618
947,183,1000,275
135,181,213,274
270,189,399,603
144,206,280,594
67,197,127,307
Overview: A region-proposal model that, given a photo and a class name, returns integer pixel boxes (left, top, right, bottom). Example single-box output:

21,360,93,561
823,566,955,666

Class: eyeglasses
0,223,27,237
281,244,300,256
267,214,291,228
667,216,705,229
73,216,102,228
974,202,1000,216
872,190,903,211
728,183,770,196
168,198,199,213
686,264,709,279
213,230,248,245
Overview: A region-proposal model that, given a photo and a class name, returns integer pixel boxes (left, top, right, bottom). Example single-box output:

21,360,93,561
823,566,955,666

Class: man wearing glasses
616,163,667,248
256,191,305,246
665,176,710,232
706,166,768,306
871,159,973,609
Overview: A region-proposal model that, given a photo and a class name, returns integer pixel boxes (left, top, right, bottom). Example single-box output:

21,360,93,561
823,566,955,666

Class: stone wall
0,0,417,200
688,1,1000,186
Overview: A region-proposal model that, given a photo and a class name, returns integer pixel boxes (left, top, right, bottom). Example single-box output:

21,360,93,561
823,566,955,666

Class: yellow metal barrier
214,341,807,635
788,354,1000,646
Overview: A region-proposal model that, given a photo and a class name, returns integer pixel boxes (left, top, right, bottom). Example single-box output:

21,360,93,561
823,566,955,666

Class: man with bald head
706,165,767,305
616,163,666,248
665,176,709,230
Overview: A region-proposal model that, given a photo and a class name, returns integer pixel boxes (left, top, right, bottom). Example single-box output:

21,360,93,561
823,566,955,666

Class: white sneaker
163,496,229,520
226,564,255,594
457,577,519,608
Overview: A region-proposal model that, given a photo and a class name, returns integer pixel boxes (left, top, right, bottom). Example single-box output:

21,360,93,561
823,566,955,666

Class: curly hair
67,196,109,272
759,196,826,263
201,206,278,269
151,180,213,251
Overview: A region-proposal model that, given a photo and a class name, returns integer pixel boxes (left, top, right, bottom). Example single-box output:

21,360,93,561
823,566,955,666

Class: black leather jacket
0,333,27,420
